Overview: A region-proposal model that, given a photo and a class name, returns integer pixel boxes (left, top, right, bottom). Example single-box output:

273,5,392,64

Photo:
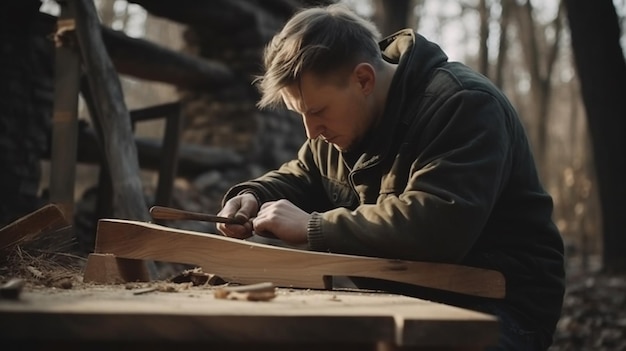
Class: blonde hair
256,4,382,109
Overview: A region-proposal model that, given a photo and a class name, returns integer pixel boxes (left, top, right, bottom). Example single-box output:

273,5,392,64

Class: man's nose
303,114,323,139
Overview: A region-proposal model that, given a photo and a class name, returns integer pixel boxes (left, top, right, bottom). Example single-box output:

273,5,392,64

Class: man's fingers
235,193,259,222
220,222,253,239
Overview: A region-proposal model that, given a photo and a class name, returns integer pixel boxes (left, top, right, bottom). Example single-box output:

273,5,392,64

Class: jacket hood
348,30,448,170
380,29,448,87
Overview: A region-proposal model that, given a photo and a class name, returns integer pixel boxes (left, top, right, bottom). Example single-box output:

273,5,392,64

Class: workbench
0,283,498,350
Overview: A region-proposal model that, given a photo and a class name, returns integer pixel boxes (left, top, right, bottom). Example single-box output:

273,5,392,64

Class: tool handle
149,206,236,223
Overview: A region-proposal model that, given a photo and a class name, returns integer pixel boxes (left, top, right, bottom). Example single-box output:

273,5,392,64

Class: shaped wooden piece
92,219,506,299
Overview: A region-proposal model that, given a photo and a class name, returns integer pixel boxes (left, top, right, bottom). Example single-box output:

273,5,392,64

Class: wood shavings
169,267,226,286
26,266,44,279
214,282,276,301
130,282,193,295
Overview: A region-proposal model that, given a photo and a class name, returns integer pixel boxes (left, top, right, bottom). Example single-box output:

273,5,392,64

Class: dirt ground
549,269,626,351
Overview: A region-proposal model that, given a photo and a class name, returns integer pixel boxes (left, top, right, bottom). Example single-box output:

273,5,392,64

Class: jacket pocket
321,177,359,208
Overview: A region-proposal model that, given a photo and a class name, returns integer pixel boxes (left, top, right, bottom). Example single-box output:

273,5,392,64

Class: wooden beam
73,0,149,221
91,219,506,299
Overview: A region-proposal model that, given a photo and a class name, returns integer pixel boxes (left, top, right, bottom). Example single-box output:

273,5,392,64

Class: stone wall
0,2,55,226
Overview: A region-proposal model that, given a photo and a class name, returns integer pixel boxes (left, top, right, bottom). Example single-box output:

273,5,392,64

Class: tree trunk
477,0,490,77
511,0,562,178
564,0,626,273
74,0,150,221
494,0,511,88
372,0,412,36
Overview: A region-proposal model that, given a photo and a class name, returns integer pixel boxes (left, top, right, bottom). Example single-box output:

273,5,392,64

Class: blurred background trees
2,0,625,273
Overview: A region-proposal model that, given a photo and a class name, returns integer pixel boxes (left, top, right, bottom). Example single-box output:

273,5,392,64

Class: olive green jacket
225,30,565,346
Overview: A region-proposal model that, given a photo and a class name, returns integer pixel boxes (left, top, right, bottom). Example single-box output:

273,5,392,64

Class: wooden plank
0,286,497,349
0,204,69,251
93,219,506,299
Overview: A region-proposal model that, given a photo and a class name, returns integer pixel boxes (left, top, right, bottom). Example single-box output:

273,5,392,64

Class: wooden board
0,286,498,349
93,219,506,299
0,203,69,251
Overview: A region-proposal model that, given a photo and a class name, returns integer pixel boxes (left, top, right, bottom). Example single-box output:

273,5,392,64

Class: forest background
36,0,624,272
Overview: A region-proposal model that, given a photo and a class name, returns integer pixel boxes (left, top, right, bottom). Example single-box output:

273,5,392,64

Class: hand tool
149,206,245,225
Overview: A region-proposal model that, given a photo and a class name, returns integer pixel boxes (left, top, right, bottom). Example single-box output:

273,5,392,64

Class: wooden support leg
83,253,150,284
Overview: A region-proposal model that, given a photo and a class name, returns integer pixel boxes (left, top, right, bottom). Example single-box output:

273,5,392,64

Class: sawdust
0,244,227,298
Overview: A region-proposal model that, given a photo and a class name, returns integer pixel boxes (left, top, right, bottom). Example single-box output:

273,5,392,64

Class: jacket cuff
307,212,327,251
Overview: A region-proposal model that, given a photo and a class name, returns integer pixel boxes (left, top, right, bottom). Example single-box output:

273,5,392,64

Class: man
217,4,565,350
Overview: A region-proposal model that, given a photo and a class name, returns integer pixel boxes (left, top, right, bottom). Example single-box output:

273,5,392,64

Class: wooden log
73,0,149,221
91,219,506,299
130,0,264,29
130,0,335,30
0,204,69,251
101,27,234,90
63,126,244,177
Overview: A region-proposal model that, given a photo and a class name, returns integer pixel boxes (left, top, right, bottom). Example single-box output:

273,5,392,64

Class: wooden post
49,0,81,220
155,103,182,207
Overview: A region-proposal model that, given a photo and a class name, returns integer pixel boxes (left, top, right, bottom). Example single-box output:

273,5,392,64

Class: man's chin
332,143,348,152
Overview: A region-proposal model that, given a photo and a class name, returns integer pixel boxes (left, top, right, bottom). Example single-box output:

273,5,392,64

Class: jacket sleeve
222,142,332,213
310,90,517,263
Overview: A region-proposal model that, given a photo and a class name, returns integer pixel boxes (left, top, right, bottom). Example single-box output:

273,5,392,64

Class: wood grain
0,286,498,348
94,219,506,298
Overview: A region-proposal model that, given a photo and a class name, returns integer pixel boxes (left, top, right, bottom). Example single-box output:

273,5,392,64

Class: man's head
257,5,390,152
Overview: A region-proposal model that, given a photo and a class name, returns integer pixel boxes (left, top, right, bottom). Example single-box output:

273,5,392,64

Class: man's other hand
253,199,311,245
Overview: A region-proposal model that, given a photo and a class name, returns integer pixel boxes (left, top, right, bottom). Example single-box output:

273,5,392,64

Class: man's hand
252,199,311,246
217,193,259,239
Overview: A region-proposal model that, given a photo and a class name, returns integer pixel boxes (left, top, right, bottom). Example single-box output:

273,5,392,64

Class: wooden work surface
0,284,498,350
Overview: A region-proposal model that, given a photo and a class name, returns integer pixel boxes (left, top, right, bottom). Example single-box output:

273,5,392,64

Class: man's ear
353,63,376,96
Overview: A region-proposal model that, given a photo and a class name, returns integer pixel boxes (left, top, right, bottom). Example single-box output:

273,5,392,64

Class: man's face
281,68,376,152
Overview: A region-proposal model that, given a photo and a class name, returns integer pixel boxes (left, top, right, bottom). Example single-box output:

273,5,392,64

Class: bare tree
372,0,412,36
477,0,489,76
494,0,511,88
509,0,564,176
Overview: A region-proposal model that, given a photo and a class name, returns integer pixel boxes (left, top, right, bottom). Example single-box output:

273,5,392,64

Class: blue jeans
469,302,547,351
